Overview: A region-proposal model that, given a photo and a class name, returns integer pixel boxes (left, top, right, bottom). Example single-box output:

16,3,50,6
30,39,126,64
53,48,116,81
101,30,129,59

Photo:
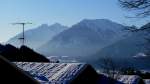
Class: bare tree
119,0,150,17
99,57,119,79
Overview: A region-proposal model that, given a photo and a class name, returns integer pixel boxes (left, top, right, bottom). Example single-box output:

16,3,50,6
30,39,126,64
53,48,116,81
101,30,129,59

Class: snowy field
117,75,143,84
144,79,150,84
14,62,86,84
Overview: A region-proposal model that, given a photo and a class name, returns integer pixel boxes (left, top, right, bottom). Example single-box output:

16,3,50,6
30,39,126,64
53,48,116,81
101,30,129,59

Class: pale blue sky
0,0,149,42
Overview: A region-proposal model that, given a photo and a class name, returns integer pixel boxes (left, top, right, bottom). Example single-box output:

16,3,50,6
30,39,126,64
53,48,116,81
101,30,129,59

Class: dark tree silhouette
99,57,119,80
119,0,150,17
0,44,50,62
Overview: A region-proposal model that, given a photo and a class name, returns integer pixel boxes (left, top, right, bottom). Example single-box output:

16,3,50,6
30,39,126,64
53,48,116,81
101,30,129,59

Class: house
0,55,39,83
144,79,150,84
14,62,99,84
116,75,145,84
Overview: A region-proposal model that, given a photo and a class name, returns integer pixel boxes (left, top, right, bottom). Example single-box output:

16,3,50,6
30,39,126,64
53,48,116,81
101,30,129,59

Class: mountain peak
72,19,124,31
50,23,64,27
39,24,49,28
78,19,118,27
39,23,66,29
81,19,112,23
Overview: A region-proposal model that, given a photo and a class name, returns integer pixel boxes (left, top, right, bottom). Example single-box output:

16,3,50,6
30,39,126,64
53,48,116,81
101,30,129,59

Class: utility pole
12,22,32,46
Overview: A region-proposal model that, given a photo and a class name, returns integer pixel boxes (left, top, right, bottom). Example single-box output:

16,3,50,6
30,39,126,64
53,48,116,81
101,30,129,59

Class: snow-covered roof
117,75,142,84
133,52,148,58
144,79,150,84
13,62,86,84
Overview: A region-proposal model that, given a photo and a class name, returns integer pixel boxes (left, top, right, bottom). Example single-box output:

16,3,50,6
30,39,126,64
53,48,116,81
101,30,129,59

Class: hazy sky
0,0,149,42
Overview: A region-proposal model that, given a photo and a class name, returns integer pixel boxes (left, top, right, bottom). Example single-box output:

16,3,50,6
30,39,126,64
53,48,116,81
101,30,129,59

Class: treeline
0,44,50,62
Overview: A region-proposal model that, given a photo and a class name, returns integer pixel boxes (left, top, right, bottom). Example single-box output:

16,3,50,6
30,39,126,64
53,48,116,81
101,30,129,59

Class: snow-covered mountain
7,23,68,49
37,19,127,58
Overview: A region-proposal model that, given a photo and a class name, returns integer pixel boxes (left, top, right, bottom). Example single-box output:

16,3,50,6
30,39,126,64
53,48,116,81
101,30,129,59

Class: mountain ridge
37,19,127,58
7,23,68,49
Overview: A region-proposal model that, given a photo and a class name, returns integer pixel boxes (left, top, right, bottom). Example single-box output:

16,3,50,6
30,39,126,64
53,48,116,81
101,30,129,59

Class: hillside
88,23,150,69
